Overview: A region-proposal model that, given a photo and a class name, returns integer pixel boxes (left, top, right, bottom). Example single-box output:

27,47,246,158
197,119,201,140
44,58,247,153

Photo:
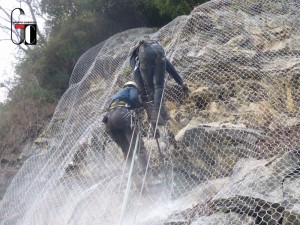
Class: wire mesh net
1,0,300,224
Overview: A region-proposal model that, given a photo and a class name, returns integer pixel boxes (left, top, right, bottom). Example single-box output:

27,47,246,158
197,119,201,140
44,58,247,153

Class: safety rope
151,74,171,185
117,110,155,225
152,74,169,138
119,50,171,223
132,120,153,225
118,124,140,225
132,74,173,224
116,121,136,210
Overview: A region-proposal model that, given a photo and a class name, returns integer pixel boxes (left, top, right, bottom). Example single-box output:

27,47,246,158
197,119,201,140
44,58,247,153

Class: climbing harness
108,100,130,110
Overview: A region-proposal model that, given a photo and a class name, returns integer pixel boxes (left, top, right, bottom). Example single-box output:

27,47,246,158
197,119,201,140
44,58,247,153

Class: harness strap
109,100,130,110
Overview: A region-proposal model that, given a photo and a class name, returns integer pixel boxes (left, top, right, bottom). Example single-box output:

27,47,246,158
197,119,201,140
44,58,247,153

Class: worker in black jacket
103,81,148,172
130,40,189,125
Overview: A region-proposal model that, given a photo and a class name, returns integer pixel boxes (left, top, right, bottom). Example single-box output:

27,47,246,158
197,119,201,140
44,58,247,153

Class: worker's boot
151,106,166,126
160,104,171,121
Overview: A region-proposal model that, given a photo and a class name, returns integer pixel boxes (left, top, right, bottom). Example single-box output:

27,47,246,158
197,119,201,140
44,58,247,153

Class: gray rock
191,212,254,225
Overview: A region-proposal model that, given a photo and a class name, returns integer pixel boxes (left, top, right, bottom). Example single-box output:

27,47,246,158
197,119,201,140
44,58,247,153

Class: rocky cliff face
152,2,300,222
1,0,300,224
157,1,300,223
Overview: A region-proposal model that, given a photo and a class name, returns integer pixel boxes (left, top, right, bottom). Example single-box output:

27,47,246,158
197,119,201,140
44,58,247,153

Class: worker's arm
129,87,142,108
166,59,190,93
166,59,183,85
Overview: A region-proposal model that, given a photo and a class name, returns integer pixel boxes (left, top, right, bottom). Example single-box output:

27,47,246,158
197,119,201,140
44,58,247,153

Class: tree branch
0,6,11,20
19,45,30,54
0,24,11,32
0,15,11,23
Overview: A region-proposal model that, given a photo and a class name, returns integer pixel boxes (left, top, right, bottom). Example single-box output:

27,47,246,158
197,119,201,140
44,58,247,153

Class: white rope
132,122,153,225
118,124,140,225
116,118,137,202
132,159,151,225
152,74,169,138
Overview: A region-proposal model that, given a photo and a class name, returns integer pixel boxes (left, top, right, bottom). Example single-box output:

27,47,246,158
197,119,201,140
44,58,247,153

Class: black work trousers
105,107,148,172
138,43,166,109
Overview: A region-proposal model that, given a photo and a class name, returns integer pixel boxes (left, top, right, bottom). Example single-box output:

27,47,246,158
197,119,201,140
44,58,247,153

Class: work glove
181,83,190,94
140,95,148,103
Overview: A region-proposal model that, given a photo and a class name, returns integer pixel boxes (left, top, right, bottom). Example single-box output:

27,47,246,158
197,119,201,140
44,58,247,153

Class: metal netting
1,0,300,224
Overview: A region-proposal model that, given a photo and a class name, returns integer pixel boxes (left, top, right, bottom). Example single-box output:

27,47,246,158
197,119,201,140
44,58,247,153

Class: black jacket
130,47,184,86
